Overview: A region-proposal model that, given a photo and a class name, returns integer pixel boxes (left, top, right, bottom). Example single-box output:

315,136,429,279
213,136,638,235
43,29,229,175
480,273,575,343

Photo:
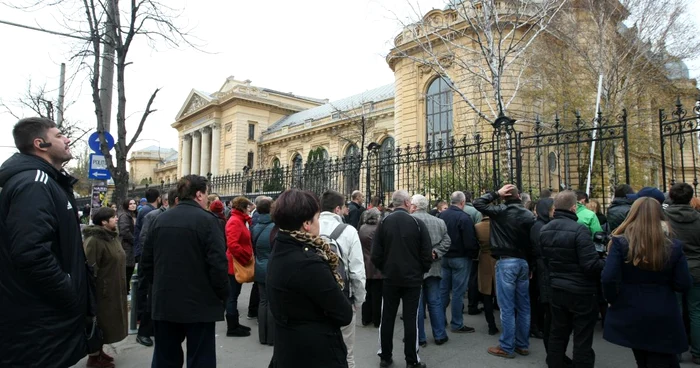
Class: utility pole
99,0,116,132
56,63,65,127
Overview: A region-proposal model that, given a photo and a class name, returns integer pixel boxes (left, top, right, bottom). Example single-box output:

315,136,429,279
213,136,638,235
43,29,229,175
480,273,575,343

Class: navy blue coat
602,236,691,354
438,205,478,259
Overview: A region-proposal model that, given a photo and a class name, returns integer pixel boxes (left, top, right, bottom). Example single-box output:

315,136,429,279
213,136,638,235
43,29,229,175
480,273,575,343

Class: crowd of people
1,116,700,368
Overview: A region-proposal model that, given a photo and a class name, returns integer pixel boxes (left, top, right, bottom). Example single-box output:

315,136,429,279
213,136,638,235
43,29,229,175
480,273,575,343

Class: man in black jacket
372,190,432,368
666,182,700,363
347,190,366,229
0,117,88,367
142,175,229,367
607,184,634,232
133,187,160,346
473,184,536,359
540,190,605,368
438,191,478,333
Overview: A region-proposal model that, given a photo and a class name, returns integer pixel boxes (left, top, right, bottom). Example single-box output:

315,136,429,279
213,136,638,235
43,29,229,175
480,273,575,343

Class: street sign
88,153,111,180
88,131,115,153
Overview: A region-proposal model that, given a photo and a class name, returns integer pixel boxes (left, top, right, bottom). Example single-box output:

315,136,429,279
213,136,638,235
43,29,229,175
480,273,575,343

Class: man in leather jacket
473,184,536,359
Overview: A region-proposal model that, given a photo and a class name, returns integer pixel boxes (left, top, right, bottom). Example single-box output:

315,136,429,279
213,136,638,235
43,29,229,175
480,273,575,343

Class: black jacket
267,232,353,368
0,153,88,367
473,192,536,260
371,208,432,287
347,201,365,229
607,197,632,232
438,205,478,258
530,198,553,303
134,203,156,258
142,200,229,323
665,204,700,283
540,210,605,294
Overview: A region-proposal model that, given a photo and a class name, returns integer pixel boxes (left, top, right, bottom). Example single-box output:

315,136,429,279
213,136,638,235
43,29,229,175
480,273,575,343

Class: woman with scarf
267,189,353,368
225,196,255,337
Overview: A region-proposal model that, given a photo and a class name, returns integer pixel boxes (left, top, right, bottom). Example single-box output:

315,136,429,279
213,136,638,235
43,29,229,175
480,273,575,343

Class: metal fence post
129,273,139,334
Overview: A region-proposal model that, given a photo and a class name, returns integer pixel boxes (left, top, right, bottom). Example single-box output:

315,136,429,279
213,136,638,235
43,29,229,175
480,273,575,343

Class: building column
200,126,212,176
181,134,192,176
191,130,201,176
210,123,221,176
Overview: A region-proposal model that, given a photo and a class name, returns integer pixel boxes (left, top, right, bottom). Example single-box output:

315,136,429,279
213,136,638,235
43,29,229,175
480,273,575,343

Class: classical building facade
127,146,178,185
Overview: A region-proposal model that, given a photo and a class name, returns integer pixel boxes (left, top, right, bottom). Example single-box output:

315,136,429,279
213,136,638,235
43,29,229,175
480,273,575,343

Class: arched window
379,137,395,192
271,157,280,168
426,77,454,147
292,153,303,188
307,147,329,162
344,144,360,195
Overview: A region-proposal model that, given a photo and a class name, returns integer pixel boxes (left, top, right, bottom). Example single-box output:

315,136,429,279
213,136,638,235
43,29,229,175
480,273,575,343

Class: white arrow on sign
92,172,108,177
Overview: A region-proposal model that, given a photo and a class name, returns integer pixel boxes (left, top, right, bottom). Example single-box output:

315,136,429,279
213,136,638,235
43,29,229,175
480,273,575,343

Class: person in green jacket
575,191,603,237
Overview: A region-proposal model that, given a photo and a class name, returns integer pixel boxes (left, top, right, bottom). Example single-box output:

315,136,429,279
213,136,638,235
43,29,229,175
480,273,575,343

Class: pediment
175,89,213,121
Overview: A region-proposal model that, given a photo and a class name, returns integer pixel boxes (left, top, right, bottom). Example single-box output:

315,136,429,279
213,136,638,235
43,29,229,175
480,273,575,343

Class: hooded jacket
0,153,88,367
576,202,603,238
319,211,366,305
531,198,554,303
252,213,275,284
665,204,700,283
607,197,632,232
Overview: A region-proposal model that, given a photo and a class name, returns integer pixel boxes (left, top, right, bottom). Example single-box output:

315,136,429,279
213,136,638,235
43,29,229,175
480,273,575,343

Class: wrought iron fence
659,99,700,195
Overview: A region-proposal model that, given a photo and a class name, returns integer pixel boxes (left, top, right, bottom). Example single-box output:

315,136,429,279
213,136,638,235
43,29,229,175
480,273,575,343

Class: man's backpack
320,223,352,301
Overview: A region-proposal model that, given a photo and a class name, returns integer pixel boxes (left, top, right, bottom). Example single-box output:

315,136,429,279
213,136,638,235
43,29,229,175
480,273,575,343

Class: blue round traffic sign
88,131,115,153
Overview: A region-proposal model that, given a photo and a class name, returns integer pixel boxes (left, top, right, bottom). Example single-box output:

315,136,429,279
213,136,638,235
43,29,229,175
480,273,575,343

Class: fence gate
659,99,700,195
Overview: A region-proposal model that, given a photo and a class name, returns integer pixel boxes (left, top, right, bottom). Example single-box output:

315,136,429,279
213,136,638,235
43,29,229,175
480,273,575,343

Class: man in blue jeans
474,184,536,359
410,194,452,346
438,191,479,333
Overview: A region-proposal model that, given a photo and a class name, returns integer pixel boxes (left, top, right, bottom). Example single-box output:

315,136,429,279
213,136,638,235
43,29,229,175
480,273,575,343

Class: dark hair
13,117,57,154
145,188,160,203
272,189,320,231
167,188,179,205
256,197,273,214
575,190,588,202
464,191,473,203
669,183,694,205
177,175,208,201
370,196,382,207
526,200,536,212
92,207,116,226
320,190,345,213
614,184,634,198
540,189,552,198
121,199,136,213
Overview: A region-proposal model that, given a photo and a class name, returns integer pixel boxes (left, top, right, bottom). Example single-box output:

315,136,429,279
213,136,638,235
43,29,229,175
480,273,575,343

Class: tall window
248,123,255,140
426,77,453,147
292,153,303,188
247,151,254,168
379,137,395,192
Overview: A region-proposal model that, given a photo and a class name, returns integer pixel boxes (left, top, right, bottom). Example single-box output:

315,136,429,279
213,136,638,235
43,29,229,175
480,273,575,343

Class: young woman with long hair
602,197,691,368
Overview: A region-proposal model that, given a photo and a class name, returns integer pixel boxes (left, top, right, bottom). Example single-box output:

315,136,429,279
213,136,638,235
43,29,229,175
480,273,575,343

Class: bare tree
8,0,198,205
388,0,567,128
1,80,89,147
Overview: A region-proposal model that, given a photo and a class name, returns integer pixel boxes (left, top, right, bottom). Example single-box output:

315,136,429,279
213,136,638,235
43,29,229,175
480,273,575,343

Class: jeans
379,284,421,364
418,276,447,342
496,257,530,354
546,289,598,368
152,321,216,368
440,257,472,330
226,275,242,319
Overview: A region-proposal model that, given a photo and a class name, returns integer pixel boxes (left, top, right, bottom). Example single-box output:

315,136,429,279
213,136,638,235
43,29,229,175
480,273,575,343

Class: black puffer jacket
665,204,700,283
530,198,553,303
0,153,88,367
607,197,632,232
473,192,536,260
540,210,605,294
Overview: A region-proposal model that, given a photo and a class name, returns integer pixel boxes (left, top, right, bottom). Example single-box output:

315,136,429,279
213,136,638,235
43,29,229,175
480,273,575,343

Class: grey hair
450,191,466,205
411,194,429,211
392,190,411,208
255,195,272,207
521,193,531,203
362,208,382,225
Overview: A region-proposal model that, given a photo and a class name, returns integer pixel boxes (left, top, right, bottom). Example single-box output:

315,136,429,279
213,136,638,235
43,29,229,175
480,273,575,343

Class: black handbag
85,261,103,354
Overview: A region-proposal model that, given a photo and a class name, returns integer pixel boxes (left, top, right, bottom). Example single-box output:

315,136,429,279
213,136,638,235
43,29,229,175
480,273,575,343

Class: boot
226,314,250,337
86,354,115,368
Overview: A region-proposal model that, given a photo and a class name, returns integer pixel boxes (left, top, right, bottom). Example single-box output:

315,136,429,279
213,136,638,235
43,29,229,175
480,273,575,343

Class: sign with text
88,153,111,180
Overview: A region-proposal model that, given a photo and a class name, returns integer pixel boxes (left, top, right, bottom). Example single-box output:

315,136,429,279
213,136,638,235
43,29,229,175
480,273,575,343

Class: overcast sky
1,0,699,167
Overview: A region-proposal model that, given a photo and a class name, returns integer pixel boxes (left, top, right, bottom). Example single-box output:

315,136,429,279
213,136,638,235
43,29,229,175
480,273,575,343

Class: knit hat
627,187,665,205
209,199,225,214
140,198,147,203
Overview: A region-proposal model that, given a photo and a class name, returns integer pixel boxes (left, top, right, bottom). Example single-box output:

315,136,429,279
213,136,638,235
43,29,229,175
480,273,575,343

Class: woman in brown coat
475,216,498,335
359,208,383,327
83,207,128,368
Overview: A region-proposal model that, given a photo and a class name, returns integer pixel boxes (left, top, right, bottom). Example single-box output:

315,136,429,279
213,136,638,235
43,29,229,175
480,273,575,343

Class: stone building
127,146,178,185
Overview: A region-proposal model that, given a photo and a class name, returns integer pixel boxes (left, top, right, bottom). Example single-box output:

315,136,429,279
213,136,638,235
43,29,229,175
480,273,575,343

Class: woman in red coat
225,196,254,337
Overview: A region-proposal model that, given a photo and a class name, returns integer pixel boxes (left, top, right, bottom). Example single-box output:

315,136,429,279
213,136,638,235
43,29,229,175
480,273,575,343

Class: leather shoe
136,335,153,347
435,336,448,345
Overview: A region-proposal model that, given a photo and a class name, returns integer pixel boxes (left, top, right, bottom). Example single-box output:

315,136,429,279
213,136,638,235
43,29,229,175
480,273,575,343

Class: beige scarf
279,229,344,289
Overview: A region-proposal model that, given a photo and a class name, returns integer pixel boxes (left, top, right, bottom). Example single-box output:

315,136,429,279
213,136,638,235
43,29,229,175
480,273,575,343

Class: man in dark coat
540,190,605,368
372,190,432,368
141,175,229,367
666,182,700,363
0,117,88,367
347,190,366,229
607,184,634,232
530,198,554,345
133,187,160,346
